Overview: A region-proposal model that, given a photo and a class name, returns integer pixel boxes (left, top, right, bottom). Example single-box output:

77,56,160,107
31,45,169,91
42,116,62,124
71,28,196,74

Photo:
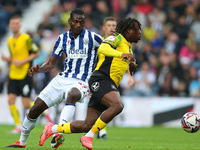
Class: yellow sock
57,123,71,134
91,117,107,134
9,104,21,126
29,101,34,108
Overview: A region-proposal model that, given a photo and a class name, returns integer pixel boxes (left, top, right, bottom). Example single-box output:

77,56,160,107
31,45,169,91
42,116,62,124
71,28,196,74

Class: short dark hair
10,15,21,21
103,17,117,25
70,8,86,19
116,17,141,36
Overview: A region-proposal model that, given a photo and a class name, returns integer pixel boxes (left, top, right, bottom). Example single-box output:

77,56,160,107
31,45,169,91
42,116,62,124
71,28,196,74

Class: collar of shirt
119,33,132,48
69,27,86,39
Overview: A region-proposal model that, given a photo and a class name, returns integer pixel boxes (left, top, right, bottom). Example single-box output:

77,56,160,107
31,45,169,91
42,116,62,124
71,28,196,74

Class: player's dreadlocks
116,18,141,37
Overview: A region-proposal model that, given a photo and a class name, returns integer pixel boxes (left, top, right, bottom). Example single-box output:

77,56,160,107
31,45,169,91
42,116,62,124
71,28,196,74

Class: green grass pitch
1,125,200,150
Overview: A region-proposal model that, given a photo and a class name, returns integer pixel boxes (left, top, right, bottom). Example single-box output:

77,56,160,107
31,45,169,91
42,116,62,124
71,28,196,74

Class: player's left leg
81,91,123,149
40,107,101,146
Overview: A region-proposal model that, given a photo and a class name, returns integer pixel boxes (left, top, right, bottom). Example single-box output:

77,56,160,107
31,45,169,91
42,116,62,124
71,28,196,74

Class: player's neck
105,33,109,38
13,32,20,38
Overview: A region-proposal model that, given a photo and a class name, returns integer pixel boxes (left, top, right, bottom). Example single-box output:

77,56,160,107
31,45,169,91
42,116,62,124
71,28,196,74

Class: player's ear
127,28,134,35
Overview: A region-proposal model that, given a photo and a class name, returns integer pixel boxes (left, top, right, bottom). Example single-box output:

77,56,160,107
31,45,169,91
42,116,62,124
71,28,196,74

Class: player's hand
1,53,11,62
28,64,40,77
121,53,135,63
128,76,135,87
129,61,138,76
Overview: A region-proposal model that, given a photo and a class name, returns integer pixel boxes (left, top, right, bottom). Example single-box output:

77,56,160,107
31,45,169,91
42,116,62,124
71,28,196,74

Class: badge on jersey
103,34,122,48
91,82,100,92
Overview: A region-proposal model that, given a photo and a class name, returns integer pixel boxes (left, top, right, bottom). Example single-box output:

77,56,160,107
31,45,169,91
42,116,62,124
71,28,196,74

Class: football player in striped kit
5,8,102,149
39,17,141,150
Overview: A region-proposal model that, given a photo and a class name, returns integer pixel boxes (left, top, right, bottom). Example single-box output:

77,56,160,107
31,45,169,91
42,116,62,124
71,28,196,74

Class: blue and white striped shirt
52,28,103,82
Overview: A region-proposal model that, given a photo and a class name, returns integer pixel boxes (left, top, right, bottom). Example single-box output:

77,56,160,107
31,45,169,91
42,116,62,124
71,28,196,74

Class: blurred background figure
1,16,39,134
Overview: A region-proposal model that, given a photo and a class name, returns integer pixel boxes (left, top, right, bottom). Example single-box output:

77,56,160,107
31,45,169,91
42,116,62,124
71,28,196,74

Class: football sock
56,123,71,134
29,101,34,108
85,117,107,138
19,116,37,145
99,127,107,137
59,103,76,124
75,98,88,120
9,104,21,126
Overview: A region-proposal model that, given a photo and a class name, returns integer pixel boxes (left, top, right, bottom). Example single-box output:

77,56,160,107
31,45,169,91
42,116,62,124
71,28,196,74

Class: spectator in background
37,13,55,32
148,6,166,33
185,4,196,25
1,16,39,134
126,5,147,29
131,61,156,97
189,69,200,97
191,11,200,43
143,19,156,42
60,0,76,27
157,72,177,97
173,15,189,41
165,9,178,31
176,80,188,97
92,0,111,28
137,0,153,16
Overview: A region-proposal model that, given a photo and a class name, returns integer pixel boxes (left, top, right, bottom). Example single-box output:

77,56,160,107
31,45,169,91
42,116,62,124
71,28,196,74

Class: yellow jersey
8,33,37,80
95,33,132,87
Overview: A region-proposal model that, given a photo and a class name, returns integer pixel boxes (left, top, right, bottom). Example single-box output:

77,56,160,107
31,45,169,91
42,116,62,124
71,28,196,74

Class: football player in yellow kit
1,16,39,134
40,17,141,150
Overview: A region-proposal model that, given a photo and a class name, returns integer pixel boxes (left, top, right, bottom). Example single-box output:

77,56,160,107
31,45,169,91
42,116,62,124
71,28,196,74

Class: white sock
99,129,107,137
19,116,37,146
75,97,88,120
85,130,95,138
59,104,76,124
52,125,58,134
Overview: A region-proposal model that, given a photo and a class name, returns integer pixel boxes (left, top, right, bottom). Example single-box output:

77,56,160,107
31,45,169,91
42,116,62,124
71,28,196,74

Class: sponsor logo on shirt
68,48,87,58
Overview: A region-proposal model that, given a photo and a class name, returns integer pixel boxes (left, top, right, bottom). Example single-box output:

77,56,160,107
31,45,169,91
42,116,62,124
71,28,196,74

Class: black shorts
88,72,118,112
8,75,32,97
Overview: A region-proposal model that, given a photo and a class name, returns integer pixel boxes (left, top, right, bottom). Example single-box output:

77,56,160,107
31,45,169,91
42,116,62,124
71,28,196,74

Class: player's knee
66,87,81,103
28,105,43,119
114,102,124,114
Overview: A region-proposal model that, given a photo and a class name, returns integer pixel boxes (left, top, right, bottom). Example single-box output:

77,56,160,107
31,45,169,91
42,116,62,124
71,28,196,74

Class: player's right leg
50,78,90,149
5,98,48,148
8,93,22,134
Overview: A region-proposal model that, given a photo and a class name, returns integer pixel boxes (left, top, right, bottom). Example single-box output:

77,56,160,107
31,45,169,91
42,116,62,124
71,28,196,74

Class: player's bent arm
99,43,135,61
98,43,123,57
28,55,58,76
38,55,58,73
21,51,40,65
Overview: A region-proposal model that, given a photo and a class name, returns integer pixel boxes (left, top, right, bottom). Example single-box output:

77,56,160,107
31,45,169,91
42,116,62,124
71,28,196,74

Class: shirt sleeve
52,35,64,58
98,43,123,57
103,34,122,48
27,36,38,53
93,33,103,47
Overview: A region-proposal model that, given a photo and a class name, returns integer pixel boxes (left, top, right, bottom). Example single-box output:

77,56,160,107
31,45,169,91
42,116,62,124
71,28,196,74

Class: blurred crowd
1,0,200,98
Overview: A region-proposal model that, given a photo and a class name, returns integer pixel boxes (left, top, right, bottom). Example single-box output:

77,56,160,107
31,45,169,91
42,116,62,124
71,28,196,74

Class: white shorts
38,75,90,107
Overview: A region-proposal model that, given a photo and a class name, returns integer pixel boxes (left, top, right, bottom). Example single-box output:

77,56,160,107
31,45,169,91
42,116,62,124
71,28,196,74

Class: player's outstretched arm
28,55,58,77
